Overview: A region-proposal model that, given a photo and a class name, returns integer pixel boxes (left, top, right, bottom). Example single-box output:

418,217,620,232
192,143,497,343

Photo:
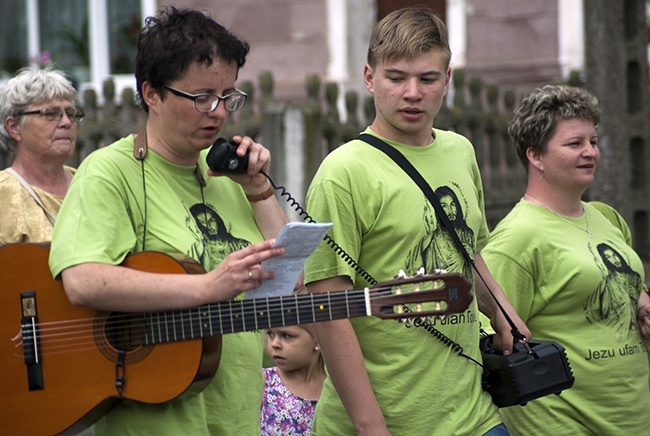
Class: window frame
24,0,156,102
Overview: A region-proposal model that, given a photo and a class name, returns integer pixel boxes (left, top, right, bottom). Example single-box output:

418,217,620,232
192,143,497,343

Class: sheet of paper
245,221,333,299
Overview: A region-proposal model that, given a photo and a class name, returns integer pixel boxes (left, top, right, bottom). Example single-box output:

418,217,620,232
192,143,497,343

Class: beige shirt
0,166,75,245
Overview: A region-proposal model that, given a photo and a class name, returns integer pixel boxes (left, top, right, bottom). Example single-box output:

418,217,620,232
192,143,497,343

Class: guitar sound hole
105,313,147,351
93,311,154,364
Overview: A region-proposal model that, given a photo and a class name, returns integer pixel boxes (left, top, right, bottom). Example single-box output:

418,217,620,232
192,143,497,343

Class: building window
0,0,154,95
0,1,28,78
108,1,141,75
39,0,90,83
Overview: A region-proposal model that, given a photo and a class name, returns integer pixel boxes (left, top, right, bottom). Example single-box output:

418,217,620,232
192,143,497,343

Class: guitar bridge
20,291,44,390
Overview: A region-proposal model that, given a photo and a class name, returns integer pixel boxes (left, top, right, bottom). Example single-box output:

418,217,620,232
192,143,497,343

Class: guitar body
0,244,221,436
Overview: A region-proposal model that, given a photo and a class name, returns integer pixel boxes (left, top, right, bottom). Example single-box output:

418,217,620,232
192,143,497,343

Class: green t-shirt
304,128,501,435
50,135,266,435
482,200,650,435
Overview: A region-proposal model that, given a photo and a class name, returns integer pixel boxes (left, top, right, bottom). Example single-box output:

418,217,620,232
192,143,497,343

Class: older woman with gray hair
0,67,82,244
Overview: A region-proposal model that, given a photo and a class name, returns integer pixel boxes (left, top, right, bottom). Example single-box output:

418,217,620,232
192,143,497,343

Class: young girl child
261,323,326,435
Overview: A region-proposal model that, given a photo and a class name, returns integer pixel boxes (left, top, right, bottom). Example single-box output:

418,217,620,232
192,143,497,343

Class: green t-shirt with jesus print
483,200,650,435
305,128,501,435
51,135,266,435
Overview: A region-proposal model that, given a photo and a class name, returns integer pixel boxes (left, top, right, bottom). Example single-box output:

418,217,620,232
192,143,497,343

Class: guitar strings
14,295,407,360
16,281,448,359
18,287,449,359
17,290,387,358
18,288,388,352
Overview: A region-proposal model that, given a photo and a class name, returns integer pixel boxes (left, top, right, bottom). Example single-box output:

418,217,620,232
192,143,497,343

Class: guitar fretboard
142,290,371,344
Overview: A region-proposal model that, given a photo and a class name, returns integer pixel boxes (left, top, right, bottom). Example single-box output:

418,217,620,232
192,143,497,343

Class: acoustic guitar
0,243,472,435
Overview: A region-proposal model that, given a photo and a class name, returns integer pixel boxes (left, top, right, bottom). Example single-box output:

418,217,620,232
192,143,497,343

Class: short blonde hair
367,7,451,69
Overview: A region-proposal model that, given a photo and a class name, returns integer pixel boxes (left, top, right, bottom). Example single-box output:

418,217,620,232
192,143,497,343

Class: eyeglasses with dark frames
19,107,85,123
163,85,247,113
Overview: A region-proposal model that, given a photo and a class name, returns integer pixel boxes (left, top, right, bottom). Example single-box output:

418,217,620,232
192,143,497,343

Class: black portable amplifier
480,335,575,408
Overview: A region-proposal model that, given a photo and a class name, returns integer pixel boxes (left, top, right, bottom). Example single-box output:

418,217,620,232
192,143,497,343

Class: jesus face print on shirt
187,202,251,270
584,242,643,337
404,185,474,279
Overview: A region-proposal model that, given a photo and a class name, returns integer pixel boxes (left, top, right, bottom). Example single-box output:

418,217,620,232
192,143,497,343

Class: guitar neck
142,290,368,345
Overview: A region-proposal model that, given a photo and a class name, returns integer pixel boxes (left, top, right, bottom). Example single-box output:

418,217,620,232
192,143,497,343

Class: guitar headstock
368,271,472,319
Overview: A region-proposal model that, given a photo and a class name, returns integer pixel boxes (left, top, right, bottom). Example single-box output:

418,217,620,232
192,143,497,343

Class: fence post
323,82,342,153
502,89,525,200
301,74,324,187
76,87,100,165
258,70,286,183
341,89,362,144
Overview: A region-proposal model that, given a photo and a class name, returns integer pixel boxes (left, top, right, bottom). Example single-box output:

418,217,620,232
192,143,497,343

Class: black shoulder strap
358,133,474,265
358,133,525,343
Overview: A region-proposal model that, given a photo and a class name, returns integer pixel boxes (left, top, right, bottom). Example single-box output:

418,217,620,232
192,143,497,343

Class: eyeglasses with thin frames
163,85,247,113
19,107,85,123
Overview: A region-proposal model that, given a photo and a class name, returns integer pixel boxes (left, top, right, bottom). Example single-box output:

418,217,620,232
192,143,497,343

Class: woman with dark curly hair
49,7,288,434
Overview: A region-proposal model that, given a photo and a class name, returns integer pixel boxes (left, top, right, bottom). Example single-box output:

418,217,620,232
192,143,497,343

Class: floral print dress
261,367,318,435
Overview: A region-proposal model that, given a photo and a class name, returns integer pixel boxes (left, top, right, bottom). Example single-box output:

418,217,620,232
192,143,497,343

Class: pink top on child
261,366,318,435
